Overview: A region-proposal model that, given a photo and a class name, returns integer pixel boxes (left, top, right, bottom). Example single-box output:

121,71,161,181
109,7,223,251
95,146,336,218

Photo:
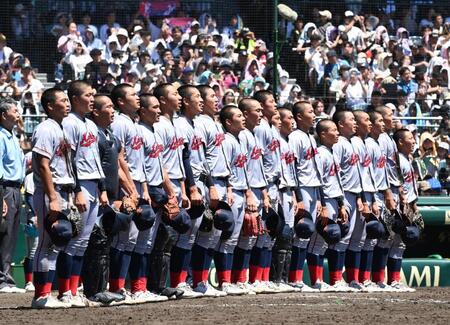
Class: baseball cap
389,62,399,69
207,41,218,48
319,10,332,20
191,20,200,27
344,10,355,17
116,28,129,38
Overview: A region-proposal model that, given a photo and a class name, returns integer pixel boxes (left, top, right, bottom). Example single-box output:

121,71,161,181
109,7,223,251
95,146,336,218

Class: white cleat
32,294,71,309
331,280,354,292
234,282,257,295
219,282,248,296
268,281,297,293
312,281,336,292
375,282,396,292
348,280,364,292
288,281,319,292
24,282,35,292
361,280,383,292
132,290,168,303
390,281,416,292
176,282,203,299
194,281,227,297
58,291,87,307
117,288,136,305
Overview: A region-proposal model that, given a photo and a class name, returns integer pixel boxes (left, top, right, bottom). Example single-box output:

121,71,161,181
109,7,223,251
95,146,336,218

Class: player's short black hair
332,109,352,126
277,107,292,119
67,80,90,104
292,100,311,119
197,85,213,99
178,85,197,113
368,110,382,124
93,94,111,110
152,83,173,101
219,104,239,132
238,98,257,113
41,87,65,115
353,110,369,123
139,93,157,110
393,128,411,146
316,119,335,135
110,83,133,107
253,90,273,104
374,105,390,115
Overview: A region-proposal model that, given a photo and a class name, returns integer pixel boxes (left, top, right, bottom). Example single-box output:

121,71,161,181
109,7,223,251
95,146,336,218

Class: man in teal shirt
0,97,25,293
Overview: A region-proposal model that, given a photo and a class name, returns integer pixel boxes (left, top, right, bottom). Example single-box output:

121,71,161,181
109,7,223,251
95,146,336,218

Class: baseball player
288,101,323,292
57,81,107,307
192,85,231,295
271,108,299,289
252,91,291,292
215,105,255,296
109,83,147,300
328,110,363,291
153,83,202,298
307,119,347,292
346,111,379,291
365,110,391,291
374,106,414,292
31,88,74,309
233,98,271,294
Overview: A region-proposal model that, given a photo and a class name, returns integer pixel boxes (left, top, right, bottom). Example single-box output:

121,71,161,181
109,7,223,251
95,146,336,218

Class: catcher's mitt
242,210,265,237
162,196,180,221
121,196,137,215
66,206,83,238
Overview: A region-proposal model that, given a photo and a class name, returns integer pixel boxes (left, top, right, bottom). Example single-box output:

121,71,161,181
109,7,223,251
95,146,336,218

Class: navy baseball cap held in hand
316,218,341,245
401,225,420,246
133,198,156,231
169,208,191,234
294,211,316,239
44,210,73,247
365,213,386,239
213,201,234,231
188,201,206,219
263,204,284,238
99,205,132,236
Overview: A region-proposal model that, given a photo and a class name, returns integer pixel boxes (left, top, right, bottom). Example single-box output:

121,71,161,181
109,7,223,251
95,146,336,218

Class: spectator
15,62,44,112
77,12,98,43
84,27,104,53
84,49,108,90
277,70,292,106
57,22,83,55
100,11,121,43
0,34,13,67
66,41,92,80
344,68,367,109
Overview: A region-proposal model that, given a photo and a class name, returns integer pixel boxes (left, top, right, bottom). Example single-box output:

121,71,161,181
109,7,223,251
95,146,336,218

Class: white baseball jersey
111,113,146,182
279,135,297,189
351,136,377,193
332,136,362,193
139,123,164,186
174,115,206,182
154,115,185,180
239,129,267,189
254,119,281,182
317,145,344,199
366,136,389,191
222,132,248,190
195,114,229,178
62,112,104,180
398,152,418,203
378,132,401,187
289,129,321,187
32,118,75,186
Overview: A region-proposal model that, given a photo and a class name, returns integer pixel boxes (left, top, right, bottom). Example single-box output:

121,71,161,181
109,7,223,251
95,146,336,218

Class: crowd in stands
0,2,449,193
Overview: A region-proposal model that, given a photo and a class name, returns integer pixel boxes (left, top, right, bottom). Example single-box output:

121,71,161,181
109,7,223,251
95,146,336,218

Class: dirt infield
0,288,449,324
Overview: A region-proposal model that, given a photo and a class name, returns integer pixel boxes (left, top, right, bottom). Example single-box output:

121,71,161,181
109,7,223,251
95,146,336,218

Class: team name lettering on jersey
329,162,340,176
267,139,280,152
362,154,371,167
149,143,164,158
281,152,295,164
305,147,318,160
191,136,203,151
349,153,359,165
130,136,143,150
80,132,96,148
250,147,263,160
404,170,414,183
235,153,247,168
55,140,71,157
169,136,184,150
376,155,386,168
214,133,225,146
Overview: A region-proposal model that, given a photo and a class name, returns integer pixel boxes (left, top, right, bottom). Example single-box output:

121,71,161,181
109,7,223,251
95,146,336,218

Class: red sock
249,265,262,283
170,270,188,288
35,282,52,299
70,275,80,296
345,268,359,283
359,270,371,283
139,277,147,291
58,278,71,296
25,273,33,283
262,267,270,282
232,269,247,284
288,270,303,283
372,269,385,283
131,279,141,293
329,270,342,285
217,270,231,286
308,265,323,284
388,271,400,284
192,270,209,287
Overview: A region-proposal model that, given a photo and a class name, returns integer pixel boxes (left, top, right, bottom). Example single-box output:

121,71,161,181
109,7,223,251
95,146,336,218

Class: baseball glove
162,196,180,221
242,210,265,237
121,196,137,215
66,206,83,238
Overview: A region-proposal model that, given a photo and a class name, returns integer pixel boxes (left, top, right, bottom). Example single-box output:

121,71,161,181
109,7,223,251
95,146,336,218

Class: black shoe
160,287,184,299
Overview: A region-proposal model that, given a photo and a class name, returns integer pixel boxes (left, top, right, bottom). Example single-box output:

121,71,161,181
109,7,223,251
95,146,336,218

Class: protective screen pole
273,0,279,99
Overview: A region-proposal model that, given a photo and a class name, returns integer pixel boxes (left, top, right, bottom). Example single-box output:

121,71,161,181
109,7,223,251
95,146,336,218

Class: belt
0,180,22,188
57,184,74,193
212,176,228,182
279,186,294,193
